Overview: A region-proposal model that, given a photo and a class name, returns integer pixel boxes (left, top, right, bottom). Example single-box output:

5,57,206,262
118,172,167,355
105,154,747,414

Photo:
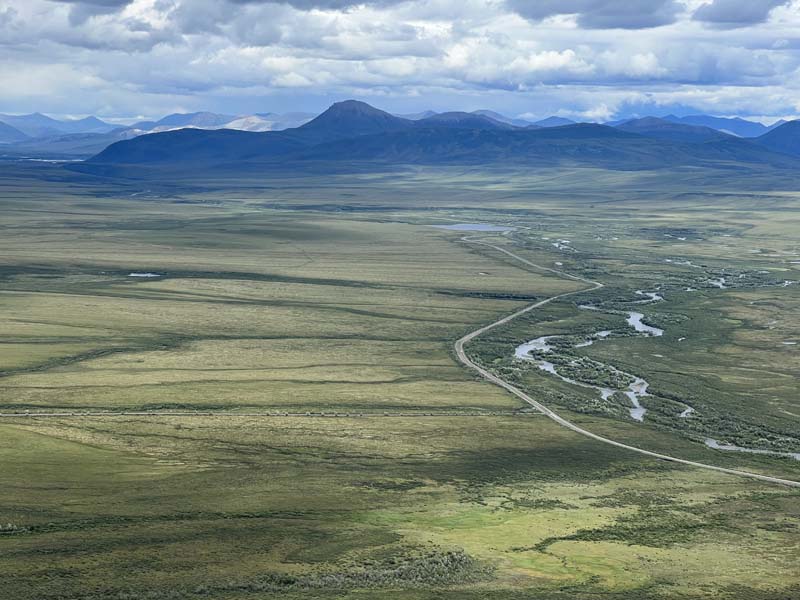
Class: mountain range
0,111,315,158
660,114,782,138
83,100,800,175
0,113,119,138
4,102,799,173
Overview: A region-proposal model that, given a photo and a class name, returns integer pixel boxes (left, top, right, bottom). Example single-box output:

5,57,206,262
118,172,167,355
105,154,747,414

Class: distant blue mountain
131,112,237,131
394,110,438,120
7,130,141,158
661,114,769,138
0,113,116,137
472,110,534,128
0,113,69,137
58,116,118,134
0,121,29,143
534,116,576,128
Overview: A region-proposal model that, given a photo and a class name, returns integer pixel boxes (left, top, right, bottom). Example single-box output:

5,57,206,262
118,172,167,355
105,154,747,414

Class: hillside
0,121,29,143
85,101,800,173
416,112,515,130
662,114,770,138
90,128,305,164
755,120,800,156
616,117,732,143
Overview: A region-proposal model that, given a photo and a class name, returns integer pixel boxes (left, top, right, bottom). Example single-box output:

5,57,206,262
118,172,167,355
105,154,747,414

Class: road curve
455,236,800,489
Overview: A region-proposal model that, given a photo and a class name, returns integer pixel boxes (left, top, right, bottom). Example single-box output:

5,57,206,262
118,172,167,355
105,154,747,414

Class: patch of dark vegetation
17,582,800,600
588,489,676,509
533,508,736,551
755,521,797,532
506,497,577,510
41,549,491,599
429,440,668,487
131,402,235,411
6,510,317,537
717,585,800,600
204,549,491,593
351,479,427,492
116,269,396,291
437,290,540,301
0,265,63,282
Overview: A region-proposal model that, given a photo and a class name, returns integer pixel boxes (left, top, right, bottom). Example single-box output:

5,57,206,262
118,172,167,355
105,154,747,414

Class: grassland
0,163,798,599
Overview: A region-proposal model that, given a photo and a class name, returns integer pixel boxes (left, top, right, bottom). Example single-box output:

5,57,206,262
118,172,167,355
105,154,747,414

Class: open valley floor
1,165,799,599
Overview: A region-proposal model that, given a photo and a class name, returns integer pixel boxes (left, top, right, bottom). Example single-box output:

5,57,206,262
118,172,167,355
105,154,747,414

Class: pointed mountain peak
322,100,394,117
297,100,412,143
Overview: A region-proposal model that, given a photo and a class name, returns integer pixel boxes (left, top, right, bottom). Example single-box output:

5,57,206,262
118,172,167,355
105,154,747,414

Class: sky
1,0,800,123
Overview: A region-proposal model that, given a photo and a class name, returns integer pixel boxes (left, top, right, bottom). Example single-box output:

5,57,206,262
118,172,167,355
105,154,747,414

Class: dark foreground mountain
616,117,732,143
754,120,800,157
293,122,796,169
290,100,414,145
91,100,417,162
86,100,800,173
90,128,305,164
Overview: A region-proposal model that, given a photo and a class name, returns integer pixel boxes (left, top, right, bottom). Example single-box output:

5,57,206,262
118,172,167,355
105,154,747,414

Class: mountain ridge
86,101,800,174
616,117,733,143
755,120,800,156
0,121,30,143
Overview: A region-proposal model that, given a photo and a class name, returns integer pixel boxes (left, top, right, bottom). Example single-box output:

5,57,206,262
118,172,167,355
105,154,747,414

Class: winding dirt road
455,236,800,489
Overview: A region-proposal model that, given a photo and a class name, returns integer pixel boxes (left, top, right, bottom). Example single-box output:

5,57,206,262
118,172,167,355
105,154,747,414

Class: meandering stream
515,292,665,421
514,289,799,460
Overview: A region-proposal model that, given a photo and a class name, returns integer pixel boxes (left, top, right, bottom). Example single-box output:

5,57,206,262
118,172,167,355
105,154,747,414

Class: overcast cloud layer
1,0,799,122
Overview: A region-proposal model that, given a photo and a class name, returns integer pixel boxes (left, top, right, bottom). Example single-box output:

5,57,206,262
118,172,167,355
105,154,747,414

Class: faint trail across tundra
454,235,800,489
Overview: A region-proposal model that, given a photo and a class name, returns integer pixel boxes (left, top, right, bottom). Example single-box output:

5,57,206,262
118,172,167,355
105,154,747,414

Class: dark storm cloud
693,0,791,28
505,0,681,29
50,0,134,24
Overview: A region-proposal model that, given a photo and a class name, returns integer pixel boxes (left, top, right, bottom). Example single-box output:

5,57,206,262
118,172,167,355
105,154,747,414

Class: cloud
693,0,791,28
505,0,682,29
0,0,798,123
49,0,133,24
50,0,131,6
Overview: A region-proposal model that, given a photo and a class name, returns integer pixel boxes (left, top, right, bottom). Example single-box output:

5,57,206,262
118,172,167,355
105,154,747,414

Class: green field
0,164,798,599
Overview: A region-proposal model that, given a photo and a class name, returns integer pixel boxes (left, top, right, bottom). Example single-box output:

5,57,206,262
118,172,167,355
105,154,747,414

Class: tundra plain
1,165,798,599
